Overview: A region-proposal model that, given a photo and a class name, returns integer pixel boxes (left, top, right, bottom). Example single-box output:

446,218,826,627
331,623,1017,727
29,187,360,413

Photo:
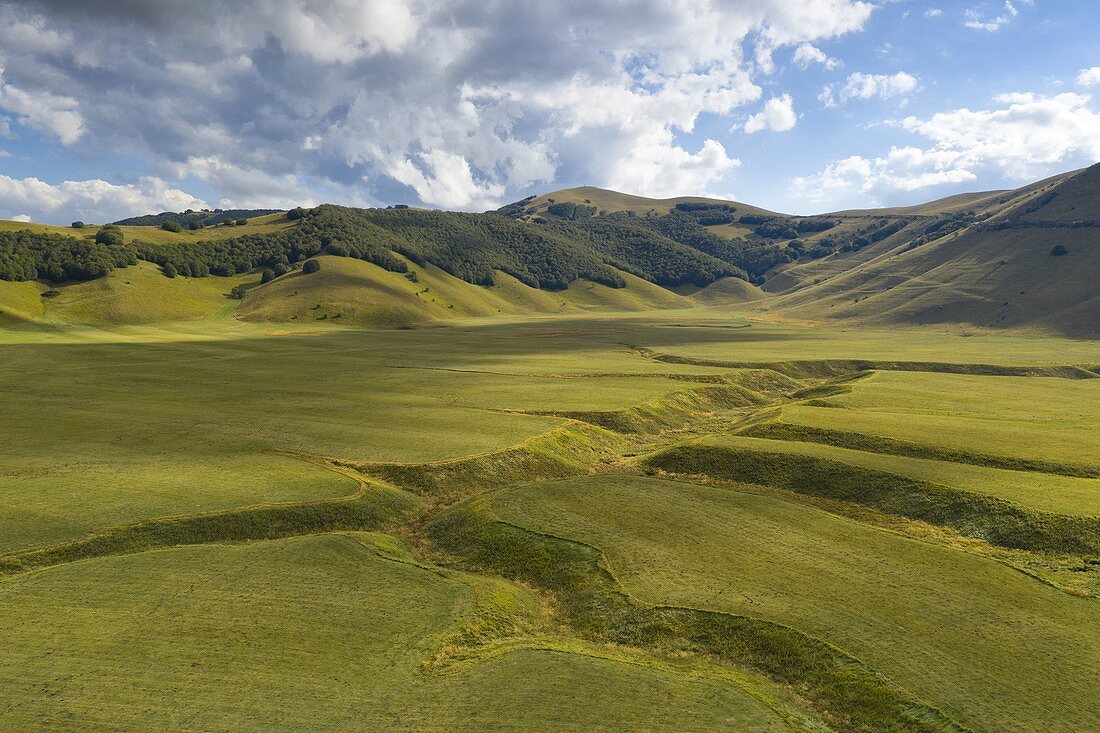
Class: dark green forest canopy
0,229,136,283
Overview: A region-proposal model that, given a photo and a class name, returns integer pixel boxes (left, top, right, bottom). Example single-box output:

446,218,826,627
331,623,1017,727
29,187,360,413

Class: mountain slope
762,164,1100,337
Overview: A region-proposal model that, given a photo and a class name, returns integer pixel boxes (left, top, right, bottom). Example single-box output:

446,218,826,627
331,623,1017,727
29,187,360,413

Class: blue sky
0,0,1098,223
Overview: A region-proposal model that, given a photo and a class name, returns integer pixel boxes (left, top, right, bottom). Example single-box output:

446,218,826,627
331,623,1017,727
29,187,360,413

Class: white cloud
0,69,84,144
605,137,740,199
0,175,208,223
821,71,919,107
389,149,504,209
925,8,943,18
10,214,32,222
1077,67,1100,87
744,94,797,133
794,91,1100,203
0,0,879,218
964,1,1026,32
792,43,841,70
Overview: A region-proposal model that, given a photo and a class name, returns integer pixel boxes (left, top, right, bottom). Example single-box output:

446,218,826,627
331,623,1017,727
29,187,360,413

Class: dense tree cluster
114,208,280,227
95,225,125,245
0,230,136,282
753,220,800,240
545,202,597,220
549,217,739,287
607,210,779,279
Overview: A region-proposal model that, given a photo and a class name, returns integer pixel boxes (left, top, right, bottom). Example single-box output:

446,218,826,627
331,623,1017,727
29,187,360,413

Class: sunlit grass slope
493,475,1100,733
519,185,780,219
237,255,693,327
776,371,1100,469
0,534,793,732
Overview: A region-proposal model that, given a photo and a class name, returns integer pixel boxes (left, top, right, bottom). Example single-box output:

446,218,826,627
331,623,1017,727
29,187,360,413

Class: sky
0,0,1098,223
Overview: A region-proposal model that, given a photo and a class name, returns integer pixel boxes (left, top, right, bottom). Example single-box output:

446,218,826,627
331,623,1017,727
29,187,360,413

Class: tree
163,263,178,278
272,263,289,277
162,220,183,232
229,285,247,299
71,221,85,229
188,221,204,231
1050,244,1068,256
260,268,276,284
95,226,124,245
236,218,248,226
302,258,321,274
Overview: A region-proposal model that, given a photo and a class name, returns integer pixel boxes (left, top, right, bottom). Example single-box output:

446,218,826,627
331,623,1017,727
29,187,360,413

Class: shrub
1050,244,1068,256
95,226,124,245
260,268,275,284
71,221,85,229
302,258,321,274
188,221,204,231
163,263,178,278
161,220,183,232
272,263,289,277
235,218,248,226
229,285,247,299
405,270,419,283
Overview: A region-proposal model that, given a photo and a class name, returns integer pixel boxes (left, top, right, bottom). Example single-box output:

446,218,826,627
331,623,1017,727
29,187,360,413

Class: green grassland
1,258,1097,731
491,475,1100,733
0,534,800,731
775,371,1099,468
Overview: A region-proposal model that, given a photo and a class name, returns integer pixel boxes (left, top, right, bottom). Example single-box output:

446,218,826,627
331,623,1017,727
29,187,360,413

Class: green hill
763,164,1100,337
1,166,1097,335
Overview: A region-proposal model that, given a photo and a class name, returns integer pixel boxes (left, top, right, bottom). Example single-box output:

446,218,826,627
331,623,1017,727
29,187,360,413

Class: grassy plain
492,475,1100,733
0,302,1096,731
0,534,799,731
776,371,1100,468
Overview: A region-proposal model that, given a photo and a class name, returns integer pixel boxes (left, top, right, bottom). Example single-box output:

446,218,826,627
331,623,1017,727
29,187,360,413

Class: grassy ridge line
524,385,771,434
745,422,1100,478
632,347,1098,380
428,499,967,733
642,445,1100,557
0,478,417,577
344,423,624,504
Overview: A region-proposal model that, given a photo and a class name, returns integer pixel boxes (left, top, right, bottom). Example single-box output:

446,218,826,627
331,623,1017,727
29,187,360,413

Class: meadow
1,299,1097,732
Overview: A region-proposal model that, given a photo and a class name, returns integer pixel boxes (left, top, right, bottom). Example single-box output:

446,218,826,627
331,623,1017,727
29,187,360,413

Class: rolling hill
0,164,1097,335
763,164,1100,337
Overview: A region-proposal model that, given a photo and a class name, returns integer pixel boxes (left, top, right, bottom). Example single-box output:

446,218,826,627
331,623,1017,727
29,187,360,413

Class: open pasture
492,475,1100,733
0,533,798,732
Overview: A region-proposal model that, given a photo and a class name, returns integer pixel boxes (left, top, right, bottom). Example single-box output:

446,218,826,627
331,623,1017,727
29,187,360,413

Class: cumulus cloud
792,43,841,70
820,71,919,107
0,69,83,144
924,8,943,18
744,94,797,133
793,91,1100,203
1077,67,1100,87
0,0,876,219
0,175,208,223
